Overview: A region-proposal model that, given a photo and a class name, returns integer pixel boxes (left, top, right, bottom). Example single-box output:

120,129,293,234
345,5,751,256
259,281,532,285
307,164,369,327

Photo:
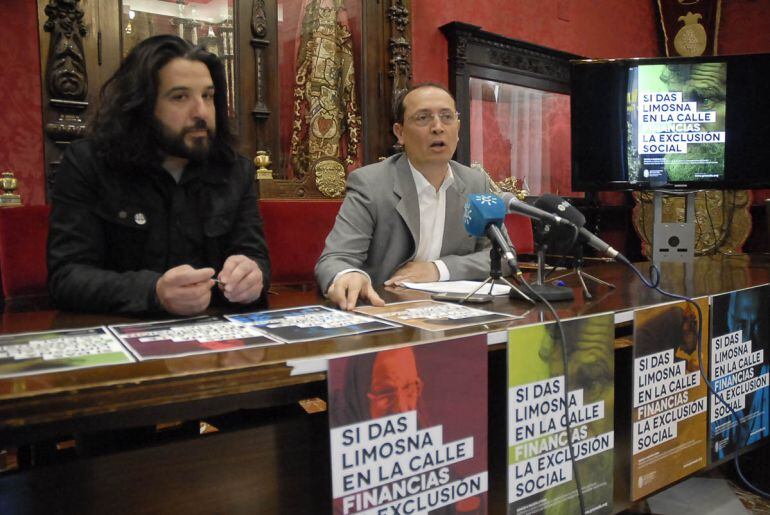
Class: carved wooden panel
39,0,89,197
250,0,270,124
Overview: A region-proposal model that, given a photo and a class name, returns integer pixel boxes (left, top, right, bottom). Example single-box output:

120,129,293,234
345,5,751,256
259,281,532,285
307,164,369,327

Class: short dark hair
392,82,455,123
89,35,235,171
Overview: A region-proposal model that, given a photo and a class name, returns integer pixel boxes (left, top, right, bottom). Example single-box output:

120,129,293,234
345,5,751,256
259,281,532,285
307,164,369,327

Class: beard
152,118,215,162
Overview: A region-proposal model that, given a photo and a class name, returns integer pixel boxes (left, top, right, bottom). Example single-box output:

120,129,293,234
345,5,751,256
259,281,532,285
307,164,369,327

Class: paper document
357,300,518,332
400,280,511,296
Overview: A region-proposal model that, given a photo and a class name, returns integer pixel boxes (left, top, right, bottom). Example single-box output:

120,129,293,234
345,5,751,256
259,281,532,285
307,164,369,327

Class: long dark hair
89,35,235,171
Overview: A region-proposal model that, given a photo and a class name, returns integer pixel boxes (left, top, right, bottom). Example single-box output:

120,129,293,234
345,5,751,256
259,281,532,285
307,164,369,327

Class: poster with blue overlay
709,284,770,464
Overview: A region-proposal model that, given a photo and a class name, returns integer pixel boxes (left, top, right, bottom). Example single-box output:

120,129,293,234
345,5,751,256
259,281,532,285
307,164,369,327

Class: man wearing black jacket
48,35,270,315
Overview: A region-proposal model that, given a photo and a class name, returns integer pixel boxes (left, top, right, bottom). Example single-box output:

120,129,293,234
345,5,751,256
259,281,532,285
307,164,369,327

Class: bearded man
48,35,270,315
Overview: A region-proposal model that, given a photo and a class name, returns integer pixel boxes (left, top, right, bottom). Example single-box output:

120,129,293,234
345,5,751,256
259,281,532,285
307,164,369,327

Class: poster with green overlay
508,313,615,515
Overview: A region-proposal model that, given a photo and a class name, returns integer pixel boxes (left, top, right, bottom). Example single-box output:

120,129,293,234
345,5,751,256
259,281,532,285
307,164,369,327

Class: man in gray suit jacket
316,83,505,310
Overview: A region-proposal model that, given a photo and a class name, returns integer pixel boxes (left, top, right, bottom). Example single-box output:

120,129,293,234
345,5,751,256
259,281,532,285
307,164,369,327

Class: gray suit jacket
315,153,506,292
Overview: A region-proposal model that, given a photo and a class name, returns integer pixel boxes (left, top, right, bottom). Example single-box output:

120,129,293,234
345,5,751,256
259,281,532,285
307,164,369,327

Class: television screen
571,53,770,191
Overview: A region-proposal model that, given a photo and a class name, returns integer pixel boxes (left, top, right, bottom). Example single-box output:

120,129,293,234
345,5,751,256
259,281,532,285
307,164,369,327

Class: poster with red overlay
327,336,489,514
110,315,279,360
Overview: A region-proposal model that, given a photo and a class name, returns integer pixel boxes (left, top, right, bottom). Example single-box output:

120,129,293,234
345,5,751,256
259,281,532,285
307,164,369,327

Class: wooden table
1,255,768,514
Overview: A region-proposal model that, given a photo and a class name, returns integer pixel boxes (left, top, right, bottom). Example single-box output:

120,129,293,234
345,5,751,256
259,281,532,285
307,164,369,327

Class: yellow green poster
508,314,615,514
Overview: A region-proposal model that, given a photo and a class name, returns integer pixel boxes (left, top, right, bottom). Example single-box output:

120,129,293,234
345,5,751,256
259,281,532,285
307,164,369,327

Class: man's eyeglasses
407,110,459,127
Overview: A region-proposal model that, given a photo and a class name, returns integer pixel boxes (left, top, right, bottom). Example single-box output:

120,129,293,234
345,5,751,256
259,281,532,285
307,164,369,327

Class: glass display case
441,22,581,198
468,77,573,197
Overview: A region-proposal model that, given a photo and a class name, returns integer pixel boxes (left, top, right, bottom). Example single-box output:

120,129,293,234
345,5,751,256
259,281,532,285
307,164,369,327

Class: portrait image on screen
628,62,726,186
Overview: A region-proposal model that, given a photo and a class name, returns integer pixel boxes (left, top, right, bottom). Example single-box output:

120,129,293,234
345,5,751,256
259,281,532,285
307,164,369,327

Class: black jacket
47,139,270,314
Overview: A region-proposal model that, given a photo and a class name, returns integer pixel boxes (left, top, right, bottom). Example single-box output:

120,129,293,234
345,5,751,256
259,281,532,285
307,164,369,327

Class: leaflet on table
327,335,489,514
400,280,511,296
0,326,134,379
109,315,281,361
356,300,520,332
507,313,615,515
225,305,400,343
708,284,770,464
630,298,709,501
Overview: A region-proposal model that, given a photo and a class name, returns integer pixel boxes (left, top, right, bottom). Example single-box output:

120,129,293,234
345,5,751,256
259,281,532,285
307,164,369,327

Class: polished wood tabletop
2,254,769,444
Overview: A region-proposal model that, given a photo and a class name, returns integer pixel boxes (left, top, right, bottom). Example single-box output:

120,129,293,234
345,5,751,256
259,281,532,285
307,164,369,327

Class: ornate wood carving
251,0,267,38
43,0,88,101
42,0,89,192
251,0,270,120
387,1,412,102
487,45,571,82
454,36,468,70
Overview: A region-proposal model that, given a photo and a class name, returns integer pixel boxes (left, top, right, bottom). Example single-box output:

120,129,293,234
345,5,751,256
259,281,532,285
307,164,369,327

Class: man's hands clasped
156,255,264,315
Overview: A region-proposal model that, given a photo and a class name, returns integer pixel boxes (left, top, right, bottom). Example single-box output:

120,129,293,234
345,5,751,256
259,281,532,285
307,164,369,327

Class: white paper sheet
400,280,511,296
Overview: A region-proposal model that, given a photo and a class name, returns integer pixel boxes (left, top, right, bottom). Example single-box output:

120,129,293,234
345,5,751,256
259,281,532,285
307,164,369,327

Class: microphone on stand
463,194,535,303
533,194,620,298
490,194,576,302
463,194,518,270
533,194,624,261
499,192,575,228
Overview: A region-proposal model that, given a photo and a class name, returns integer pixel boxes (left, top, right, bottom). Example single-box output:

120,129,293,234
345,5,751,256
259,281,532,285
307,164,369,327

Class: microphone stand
548,244,615,299
510,241,574,302
465,244,535,304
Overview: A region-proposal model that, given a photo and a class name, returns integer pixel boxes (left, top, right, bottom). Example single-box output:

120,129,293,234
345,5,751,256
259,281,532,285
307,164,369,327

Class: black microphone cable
617,255,770,499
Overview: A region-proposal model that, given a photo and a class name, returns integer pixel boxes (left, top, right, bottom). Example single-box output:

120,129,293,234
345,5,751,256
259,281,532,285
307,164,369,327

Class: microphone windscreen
532,194,584,252
534,194,586,227
463,193,506,237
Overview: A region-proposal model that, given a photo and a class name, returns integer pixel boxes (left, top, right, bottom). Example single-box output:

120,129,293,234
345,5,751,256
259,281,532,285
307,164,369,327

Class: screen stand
548,245,616,299
652,190,695,264
510,245,574,302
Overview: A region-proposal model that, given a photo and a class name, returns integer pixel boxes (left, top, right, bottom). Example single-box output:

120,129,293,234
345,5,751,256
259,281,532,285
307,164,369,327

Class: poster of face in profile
631,298,709,500
327,336,488,514
507,313,615,515
709,284,770,464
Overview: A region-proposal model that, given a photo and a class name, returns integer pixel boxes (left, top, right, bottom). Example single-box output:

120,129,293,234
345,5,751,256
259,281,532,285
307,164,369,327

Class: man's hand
327,272,385,311
156,265,215,315
384,261,439,286
218,254,264,304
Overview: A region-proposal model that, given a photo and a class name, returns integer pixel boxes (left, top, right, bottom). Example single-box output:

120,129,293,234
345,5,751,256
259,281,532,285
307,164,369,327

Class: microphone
499,192,574,227
534,194,623,260
463,193,517,267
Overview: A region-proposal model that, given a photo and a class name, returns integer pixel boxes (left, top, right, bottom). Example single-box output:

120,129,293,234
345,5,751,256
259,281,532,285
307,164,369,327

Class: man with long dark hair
48,35,270,315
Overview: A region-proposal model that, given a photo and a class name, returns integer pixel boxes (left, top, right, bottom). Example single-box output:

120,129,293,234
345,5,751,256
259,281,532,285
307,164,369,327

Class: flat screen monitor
570,53,770,191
